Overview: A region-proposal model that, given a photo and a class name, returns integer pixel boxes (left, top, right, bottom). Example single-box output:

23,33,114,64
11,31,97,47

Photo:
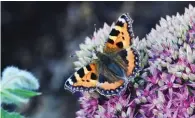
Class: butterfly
65,13,140,96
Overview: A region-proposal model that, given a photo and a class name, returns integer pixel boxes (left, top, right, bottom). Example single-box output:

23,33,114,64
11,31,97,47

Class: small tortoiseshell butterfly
65,13,140,96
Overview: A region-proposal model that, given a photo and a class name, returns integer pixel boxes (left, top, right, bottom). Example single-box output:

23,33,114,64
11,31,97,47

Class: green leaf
6,89,41,98
1,90,28,105
1,108,24,118
1,89,41,105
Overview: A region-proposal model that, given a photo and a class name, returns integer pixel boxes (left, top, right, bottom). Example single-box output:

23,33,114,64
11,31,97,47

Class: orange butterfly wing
65,63,99,92
96,64,127,96
117,47,140,77
104,13,134,53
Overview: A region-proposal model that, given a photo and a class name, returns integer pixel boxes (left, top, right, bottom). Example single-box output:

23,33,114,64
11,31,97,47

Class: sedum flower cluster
74,4,195,118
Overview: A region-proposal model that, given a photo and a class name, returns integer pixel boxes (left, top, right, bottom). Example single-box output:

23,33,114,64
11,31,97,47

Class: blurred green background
1,1,195,118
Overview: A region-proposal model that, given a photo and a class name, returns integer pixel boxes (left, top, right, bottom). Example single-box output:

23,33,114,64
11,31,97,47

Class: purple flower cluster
137,71,195,118
76,92,136,118
75,5,195,118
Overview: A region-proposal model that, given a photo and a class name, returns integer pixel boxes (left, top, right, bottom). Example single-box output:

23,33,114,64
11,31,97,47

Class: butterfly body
96,51,124,77
65,13,140,96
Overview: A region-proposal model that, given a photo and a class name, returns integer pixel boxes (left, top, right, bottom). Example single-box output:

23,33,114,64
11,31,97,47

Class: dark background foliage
1,1,195,118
